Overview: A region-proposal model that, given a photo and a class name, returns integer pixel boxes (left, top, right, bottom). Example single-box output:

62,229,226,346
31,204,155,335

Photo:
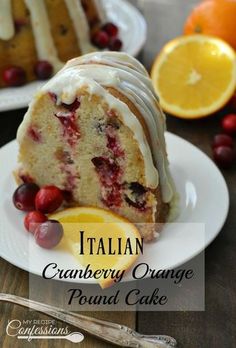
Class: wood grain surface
0,259,135,348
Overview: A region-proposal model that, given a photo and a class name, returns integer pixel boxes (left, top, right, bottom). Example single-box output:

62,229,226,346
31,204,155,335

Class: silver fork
0,293,177,347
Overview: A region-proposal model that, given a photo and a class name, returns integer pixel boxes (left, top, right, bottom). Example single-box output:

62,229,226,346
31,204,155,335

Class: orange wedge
50,207,141,288
151,35,236,119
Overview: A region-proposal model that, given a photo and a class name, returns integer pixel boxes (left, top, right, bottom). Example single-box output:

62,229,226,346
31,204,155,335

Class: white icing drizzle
0,0,14,40
0,0,106,64
42,52,176,204
24,0,63,72
66,52,149,76
42,67,159,189
64,53,174,203
64,0,95,53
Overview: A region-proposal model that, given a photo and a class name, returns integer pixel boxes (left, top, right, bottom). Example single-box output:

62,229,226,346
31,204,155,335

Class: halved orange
151,35,236,119
50,207,141,288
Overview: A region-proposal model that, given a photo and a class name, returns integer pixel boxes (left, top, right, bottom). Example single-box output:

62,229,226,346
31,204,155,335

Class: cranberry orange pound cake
16,52,176,241
0,0,121,87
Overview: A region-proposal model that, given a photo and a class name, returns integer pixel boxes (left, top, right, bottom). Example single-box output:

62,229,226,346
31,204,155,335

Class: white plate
0,133,229,283
0,0,146,112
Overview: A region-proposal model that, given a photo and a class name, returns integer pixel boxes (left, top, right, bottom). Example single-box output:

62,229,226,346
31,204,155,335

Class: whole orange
184,0,236,50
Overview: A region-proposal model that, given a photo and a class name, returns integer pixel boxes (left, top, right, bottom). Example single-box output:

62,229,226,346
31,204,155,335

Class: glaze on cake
16,52,176,241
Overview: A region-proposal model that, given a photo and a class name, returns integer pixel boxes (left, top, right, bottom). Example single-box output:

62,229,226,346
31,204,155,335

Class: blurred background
131,0,199,68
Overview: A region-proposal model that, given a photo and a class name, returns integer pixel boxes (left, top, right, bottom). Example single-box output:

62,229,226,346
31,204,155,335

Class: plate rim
0,132,230,284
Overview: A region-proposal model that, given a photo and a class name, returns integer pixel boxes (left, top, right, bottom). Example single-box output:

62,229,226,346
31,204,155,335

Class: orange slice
151,35,236,119
50,207,141,288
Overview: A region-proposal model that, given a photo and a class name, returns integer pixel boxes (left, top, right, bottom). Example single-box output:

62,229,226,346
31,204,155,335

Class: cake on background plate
0,0,122,87
15,51,176,241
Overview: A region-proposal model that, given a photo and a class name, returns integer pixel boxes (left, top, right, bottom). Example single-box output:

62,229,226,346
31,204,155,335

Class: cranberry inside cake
16,52,176,241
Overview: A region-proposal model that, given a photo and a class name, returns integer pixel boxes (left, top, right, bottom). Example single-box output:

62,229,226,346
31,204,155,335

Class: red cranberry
13,183,39,211
27,126,41,143
24,211,48,234
49,92,57,104
55,112,80,147
91,156,123,208
35,186,63,214
212,134,234,149
222,114,236,135
19,174,34,184
213,146,235,168
102,184,122,208
102,22,119,37
3,66,26,87
34,60,53,80
34,220,63,249
106,125,124,157
109,38,123,51
91,157,121,186
14,19,27,33
106,134,124,157
92,30,109,48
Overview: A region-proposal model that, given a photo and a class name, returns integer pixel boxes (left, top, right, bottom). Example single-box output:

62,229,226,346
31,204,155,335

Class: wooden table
0,1,235,347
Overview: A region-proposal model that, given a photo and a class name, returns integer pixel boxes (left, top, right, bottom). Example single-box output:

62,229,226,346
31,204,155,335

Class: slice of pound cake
16,52,176,241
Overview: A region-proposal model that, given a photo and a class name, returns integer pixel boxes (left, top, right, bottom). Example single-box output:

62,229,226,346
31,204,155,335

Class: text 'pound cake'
16,52,177,241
